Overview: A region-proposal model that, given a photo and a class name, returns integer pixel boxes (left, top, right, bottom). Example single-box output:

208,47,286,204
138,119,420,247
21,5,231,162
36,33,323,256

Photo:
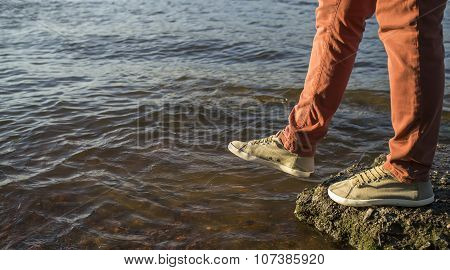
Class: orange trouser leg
280,0,446,182
279,0,377,155
378,0,447,182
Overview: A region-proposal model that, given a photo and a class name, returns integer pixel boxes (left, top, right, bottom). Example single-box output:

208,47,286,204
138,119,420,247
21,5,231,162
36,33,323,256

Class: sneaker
227,131,316,179
327,165,435,207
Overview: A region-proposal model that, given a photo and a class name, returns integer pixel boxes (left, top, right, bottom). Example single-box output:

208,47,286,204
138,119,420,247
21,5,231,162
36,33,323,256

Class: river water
0,0,449,249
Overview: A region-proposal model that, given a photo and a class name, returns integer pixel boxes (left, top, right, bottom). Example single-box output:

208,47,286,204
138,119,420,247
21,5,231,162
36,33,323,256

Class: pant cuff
278,127,316,157
382,160,429,183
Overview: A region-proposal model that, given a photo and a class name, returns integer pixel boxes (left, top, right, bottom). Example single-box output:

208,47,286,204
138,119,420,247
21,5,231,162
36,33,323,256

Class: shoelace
247,130,283,146
354,166,389,185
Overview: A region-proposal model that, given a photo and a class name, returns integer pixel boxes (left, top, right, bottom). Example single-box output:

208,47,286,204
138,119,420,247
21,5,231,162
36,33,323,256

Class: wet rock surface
294,145,449,250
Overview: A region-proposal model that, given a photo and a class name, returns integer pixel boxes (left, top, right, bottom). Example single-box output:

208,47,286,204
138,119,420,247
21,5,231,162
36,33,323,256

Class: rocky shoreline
294,145,449,250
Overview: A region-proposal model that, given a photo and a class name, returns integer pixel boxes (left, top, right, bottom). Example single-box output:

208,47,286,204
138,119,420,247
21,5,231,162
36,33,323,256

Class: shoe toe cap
229,140,245,150
328,181,350,198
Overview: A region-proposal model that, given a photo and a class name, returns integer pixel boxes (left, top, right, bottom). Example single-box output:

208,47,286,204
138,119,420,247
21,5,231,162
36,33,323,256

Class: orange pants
279,0,447,182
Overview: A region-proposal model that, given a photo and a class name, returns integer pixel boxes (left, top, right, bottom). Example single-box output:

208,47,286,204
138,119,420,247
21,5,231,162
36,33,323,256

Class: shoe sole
327,188,435,207
228,142,321,182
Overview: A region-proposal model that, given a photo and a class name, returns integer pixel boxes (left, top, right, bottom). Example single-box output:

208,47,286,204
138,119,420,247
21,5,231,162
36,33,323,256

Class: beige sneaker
227,131,316,180
327,165,435,207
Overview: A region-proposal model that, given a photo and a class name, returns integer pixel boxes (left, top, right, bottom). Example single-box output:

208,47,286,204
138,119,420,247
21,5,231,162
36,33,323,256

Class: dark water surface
0,0,449,249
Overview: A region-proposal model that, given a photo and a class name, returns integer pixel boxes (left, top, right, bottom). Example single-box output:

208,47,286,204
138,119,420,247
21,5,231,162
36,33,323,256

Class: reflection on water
0,0,449,249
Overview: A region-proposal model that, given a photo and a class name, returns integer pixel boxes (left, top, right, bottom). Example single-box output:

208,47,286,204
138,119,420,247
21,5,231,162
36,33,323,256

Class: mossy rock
294,145,449,250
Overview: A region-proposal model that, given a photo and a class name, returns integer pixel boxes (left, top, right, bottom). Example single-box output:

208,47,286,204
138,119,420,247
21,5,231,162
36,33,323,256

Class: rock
294,145,449,250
